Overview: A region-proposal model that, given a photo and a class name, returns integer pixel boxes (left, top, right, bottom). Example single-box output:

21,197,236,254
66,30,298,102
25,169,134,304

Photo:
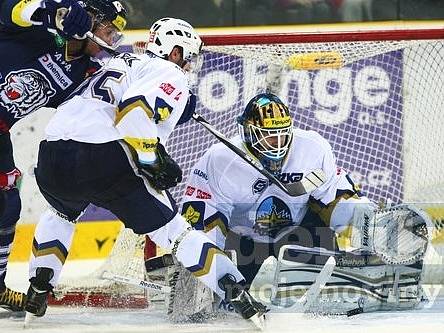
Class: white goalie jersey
45,52,190,165
181,129,366,248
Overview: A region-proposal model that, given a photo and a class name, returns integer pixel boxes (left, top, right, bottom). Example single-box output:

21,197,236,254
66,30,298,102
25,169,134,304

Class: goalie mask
237,93,293,174
147,17,203,71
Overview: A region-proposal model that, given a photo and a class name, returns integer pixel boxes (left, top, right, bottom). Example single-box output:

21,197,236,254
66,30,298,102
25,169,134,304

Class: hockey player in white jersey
24,18,267,324
165,93,432,317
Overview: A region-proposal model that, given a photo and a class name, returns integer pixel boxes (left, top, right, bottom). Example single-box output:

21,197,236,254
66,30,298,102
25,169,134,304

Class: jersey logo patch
0,69,56,119
193,169,208,181
252,178,269,194
159,82,176,95
196,189,212,200
185,186,196,196
38,54,73,89
181,201,206,228
277,172,303,184
254,196,293,237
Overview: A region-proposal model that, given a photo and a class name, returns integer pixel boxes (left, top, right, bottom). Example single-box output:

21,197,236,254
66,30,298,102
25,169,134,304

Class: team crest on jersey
254,196,293,237
181,201,205,230
116,53,139,66
0,69,56,119
252,178,269,194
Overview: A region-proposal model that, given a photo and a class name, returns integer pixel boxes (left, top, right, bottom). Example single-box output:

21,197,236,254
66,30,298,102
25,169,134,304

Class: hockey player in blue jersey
0,0,127,313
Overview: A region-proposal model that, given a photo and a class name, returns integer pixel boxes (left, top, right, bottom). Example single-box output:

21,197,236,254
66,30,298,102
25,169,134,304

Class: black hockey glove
140,141,182,191
42,0,92,39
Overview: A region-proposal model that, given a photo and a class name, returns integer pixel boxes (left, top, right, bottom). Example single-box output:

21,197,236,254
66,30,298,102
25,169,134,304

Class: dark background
122,0,444,29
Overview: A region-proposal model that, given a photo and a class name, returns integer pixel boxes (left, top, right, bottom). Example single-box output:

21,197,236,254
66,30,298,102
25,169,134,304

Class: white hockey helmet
147,18,203,68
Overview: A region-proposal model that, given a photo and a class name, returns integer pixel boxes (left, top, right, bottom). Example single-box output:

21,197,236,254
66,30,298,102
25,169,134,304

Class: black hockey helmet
237,93,293,174
81,0,128,32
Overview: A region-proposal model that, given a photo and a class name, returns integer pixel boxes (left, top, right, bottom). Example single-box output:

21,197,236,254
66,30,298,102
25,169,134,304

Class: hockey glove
42,0,91,39
140,142,182,191
0,168,21,191
177,92,197,125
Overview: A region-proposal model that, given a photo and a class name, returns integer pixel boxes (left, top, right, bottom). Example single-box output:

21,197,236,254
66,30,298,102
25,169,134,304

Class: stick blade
284,169,326,196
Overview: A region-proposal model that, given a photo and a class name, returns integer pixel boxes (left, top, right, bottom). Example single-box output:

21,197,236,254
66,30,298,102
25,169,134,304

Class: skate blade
249,312,266,331
0,310,25,319
23,311,37,328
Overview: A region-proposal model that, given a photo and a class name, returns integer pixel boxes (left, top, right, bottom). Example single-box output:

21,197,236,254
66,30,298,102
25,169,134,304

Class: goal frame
49,25,444,308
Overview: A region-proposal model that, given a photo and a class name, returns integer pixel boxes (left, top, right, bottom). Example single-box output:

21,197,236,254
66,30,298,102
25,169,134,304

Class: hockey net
52,27,444,307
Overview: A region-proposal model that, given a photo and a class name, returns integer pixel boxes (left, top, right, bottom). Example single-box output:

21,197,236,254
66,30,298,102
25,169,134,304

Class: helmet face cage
238,94,293,172
147,18,203,70
81,0,127,48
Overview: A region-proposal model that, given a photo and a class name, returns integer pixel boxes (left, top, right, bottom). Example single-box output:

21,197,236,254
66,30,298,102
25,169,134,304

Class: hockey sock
147,213,244,299
29,209,75,287
0,188,20,288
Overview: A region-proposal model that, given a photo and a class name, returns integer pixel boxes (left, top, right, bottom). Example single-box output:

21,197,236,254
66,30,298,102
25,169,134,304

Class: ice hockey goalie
149,203,432,319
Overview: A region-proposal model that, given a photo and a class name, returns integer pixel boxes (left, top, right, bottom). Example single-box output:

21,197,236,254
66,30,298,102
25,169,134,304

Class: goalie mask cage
51,26,444,308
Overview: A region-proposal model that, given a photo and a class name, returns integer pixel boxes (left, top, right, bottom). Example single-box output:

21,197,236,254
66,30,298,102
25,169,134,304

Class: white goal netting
54,30,444,304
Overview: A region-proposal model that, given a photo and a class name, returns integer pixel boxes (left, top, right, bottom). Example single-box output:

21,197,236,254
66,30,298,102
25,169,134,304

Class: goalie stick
288,256,336,312
101,271,171,293
192,113,326,197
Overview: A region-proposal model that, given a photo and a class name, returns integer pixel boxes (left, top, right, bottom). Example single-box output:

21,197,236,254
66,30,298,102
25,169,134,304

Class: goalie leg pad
271,245,425,314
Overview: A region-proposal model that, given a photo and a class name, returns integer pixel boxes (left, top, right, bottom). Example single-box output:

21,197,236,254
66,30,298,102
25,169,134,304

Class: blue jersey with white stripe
0,0,101,132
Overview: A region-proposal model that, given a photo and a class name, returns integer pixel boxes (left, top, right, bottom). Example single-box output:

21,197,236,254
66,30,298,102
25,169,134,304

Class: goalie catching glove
339,203,432,265
139,140,182,191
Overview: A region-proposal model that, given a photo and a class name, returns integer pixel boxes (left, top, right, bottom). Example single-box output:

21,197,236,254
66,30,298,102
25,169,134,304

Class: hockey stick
290,256,336,312
101,271,171,293
270,255,335,313
192,113,326,197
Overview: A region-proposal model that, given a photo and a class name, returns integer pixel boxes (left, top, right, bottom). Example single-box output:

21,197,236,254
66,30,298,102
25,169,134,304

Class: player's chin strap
85,31,120,56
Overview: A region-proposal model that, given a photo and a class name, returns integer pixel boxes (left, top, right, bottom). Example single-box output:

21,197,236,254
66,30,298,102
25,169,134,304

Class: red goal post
51,26,444,308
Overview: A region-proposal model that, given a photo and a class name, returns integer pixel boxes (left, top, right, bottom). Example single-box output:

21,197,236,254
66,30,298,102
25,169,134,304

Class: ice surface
2,260,444,333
